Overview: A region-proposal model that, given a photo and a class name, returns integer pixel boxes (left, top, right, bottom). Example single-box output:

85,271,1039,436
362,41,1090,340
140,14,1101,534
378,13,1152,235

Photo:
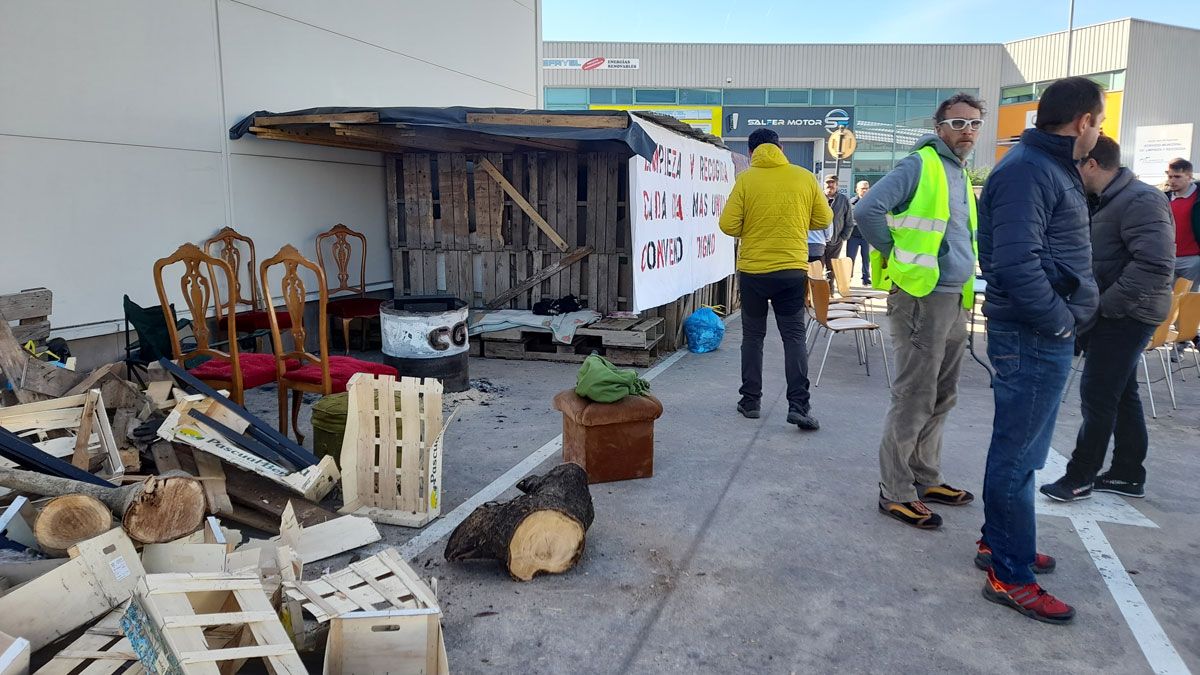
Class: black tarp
229,106,726,161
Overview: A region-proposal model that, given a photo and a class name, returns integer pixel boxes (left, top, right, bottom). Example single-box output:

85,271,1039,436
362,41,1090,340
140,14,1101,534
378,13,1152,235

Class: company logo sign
542,57,640,70
724,106,856,138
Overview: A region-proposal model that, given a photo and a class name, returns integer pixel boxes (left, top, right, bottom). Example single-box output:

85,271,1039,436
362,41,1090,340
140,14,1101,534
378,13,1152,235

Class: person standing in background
977,76,1104,625
822,174,855,292
1040,136,1174,503
1165,158,1200,291
719,128,831,431
847,180,872,285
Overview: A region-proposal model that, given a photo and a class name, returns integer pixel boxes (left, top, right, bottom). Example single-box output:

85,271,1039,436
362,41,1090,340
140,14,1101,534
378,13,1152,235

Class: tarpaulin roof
229,106,728,161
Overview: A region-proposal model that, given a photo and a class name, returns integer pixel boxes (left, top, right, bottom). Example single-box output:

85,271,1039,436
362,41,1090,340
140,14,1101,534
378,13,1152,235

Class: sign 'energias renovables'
542,57,640,70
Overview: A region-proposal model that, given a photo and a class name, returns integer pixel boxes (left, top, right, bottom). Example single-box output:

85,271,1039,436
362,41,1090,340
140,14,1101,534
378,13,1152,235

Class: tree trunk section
32,494,114,557
0,466,206,544
444,462,594,581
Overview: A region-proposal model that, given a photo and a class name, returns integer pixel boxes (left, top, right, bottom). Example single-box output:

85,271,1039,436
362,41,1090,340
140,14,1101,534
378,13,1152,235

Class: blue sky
542,0,1200,44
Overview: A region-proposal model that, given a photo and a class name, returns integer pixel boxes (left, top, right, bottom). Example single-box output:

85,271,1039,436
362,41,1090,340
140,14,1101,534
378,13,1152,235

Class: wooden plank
142,543,227,574
495,250,512,307
401,155,418,250
10,321,49,345
525,153,540,252
322,611,442,675
415,154,435,250
514,252,529,309
477,157,568,252
378,377,401,511
451,154,470,251
608,255,621,316
0,631,30,675
457,250,472,308
424,248,439,294
71,389,99,469
0,288,51,323
553,154,569,300
485,246,593,309
0,528,144,651
386,154,400,254
193,451,233,516
253,112,379,126
586,155,600,310
398,378,421,514
466,112,627,129
261,515,381,565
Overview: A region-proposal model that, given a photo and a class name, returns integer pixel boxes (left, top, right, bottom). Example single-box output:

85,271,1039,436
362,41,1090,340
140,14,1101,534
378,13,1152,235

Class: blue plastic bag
684,306,725,353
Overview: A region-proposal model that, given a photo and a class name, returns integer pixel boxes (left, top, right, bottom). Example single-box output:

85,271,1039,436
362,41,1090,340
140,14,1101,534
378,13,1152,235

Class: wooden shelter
234,108,740,351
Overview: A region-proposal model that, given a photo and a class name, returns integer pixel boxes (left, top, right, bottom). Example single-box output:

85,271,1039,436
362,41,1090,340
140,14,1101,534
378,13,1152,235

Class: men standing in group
847,181,872,285
855,93,982,529
719,128,831,431
1040,136,1174,503
977,77,1103,625
822,174,855,291
1165,158,1200,291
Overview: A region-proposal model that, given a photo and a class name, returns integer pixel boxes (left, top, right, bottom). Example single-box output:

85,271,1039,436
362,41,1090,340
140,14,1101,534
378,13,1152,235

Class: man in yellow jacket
719,128,832,430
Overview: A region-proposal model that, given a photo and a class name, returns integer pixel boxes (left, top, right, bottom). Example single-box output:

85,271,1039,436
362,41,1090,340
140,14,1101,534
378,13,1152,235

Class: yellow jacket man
719,128,832,430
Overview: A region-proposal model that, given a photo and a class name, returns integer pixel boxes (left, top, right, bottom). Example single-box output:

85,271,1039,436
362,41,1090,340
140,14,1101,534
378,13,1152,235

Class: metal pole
1065,0,1075,77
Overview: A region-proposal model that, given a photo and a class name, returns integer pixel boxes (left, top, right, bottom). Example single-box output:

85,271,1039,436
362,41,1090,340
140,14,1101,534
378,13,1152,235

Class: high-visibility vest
870,145,977,309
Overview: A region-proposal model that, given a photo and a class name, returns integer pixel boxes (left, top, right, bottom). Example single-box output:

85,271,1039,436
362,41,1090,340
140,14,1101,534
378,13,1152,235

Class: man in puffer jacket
1040,136,1174,502
977,77,1103,625
720,128,832,430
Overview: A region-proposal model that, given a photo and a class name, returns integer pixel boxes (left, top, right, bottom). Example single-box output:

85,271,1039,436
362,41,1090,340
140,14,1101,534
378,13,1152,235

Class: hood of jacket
750,143,790,169
911,133,966,167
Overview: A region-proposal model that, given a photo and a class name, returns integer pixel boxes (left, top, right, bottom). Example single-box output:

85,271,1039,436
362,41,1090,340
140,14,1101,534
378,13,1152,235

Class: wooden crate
34,605,145,675
339,374,446,528
282,549,439,623
121,573,306,675
0,288,52,348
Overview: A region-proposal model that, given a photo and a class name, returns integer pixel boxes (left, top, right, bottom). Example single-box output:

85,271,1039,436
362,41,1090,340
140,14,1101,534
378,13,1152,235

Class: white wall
0,0,540,359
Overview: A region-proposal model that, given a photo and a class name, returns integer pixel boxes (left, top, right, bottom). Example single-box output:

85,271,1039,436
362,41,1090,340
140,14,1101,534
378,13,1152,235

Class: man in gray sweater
854,93,982,530
1040,136,1175,501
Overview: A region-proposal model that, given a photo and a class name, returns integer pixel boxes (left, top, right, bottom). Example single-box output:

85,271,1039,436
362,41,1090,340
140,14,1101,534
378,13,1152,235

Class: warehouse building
544,18,1199,188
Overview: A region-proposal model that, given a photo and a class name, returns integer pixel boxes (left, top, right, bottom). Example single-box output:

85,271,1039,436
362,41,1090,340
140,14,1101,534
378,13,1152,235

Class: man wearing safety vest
854,93,983,530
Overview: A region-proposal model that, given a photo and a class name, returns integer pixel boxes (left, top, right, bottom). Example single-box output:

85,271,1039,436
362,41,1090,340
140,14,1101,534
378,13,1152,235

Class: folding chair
807,274,891,388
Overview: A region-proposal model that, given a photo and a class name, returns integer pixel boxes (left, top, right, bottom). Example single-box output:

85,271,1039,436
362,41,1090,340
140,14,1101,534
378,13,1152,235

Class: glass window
723,89,767,105
544,88,587,105
1000,84,1035,105
1110,70,1126,91
678,88,722,105
544,103,589,111
589,88,632,104
905,89,939,105
1087,73,1112,90
810,89,832,105
634,89,677,104
938,87,978,102
767,89,811,105
857,89,897,106
831,89,855,105
856,107,895,124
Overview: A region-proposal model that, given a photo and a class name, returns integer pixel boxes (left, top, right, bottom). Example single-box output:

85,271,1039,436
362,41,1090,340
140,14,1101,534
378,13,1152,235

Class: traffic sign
827,128,857,159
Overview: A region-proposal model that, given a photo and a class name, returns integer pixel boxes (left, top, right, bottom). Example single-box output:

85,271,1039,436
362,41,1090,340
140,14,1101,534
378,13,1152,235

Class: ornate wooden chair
205,226,291,345
316,224,382,353
152,243,284,405
260,245,397,442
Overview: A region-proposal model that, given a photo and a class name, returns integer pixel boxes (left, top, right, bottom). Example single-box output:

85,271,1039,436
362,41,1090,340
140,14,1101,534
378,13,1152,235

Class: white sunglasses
937,118,984,131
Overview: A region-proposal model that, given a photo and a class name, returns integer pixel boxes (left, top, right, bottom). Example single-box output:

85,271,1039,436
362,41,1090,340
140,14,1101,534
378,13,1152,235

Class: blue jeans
981,319,1075,585
845,237,871,284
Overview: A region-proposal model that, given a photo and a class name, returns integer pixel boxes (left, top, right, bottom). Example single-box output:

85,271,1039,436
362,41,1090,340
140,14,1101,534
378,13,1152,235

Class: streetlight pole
1065,0,1076,77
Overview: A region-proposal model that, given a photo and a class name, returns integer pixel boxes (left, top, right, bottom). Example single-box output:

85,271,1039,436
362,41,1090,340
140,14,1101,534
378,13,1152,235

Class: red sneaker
982,568,1075,624
975,539,1056,574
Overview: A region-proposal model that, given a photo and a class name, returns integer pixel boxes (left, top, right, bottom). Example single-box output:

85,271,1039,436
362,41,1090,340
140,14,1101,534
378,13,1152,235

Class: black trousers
738,270,811,414
1065,316,1158,483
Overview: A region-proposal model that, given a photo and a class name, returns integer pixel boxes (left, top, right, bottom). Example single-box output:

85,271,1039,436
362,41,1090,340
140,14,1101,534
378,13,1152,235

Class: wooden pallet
481,332,665,368
282,549,438,624
340,374,446,528
35,605,145,675
121,573,306,675
576,316,665,348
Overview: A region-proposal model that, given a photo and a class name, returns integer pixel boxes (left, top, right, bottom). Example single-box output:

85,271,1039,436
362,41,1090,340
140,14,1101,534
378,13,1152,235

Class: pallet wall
386,151,739,350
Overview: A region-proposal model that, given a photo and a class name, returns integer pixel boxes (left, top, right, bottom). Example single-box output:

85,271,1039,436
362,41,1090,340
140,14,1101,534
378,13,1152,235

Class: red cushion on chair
284,356,398,393
188,352,282,389
328,297,383,319
217,310,291,332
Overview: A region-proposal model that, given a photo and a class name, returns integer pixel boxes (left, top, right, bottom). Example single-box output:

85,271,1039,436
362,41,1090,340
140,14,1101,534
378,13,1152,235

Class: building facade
1,0,542,363
544,18,1199,188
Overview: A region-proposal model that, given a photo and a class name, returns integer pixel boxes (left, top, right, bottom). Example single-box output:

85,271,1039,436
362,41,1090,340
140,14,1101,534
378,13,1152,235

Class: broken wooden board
323,609,449,675
0,305,83,402
142,542,227,574
33,604,146,675
0,390,125,480
159,398,338,502
121,573,307,675
340,374,446,528
241,508,380,566
283,548,438,623
0,630,30,675
0,527,145,651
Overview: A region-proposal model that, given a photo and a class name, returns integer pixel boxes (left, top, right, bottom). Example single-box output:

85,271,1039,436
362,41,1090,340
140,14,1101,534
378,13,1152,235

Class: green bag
575,354,649,403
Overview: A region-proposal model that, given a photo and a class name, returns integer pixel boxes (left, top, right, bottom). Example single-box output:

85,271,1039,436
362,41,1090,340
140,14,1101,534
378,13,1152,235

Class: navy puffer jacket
978,129,1099,335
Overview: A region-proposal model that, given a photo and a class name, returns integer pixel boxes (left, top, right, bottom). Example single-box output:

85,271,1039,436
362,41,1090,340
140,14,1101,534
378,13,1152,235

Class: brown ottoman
553,390,664,484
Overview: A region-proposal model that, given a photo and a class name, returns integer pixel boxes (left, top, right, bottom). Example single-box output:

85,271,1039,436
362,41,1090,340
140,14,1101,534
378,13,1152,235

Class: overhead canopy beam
254,112,380,127
466,113,628,129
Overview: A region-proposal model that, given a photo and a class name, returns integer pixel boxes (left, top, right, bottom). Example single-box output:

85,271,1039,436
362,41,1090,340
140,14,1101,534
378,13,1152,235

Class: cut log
0,466,205,544
32,494,114,556
444,462,594,581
